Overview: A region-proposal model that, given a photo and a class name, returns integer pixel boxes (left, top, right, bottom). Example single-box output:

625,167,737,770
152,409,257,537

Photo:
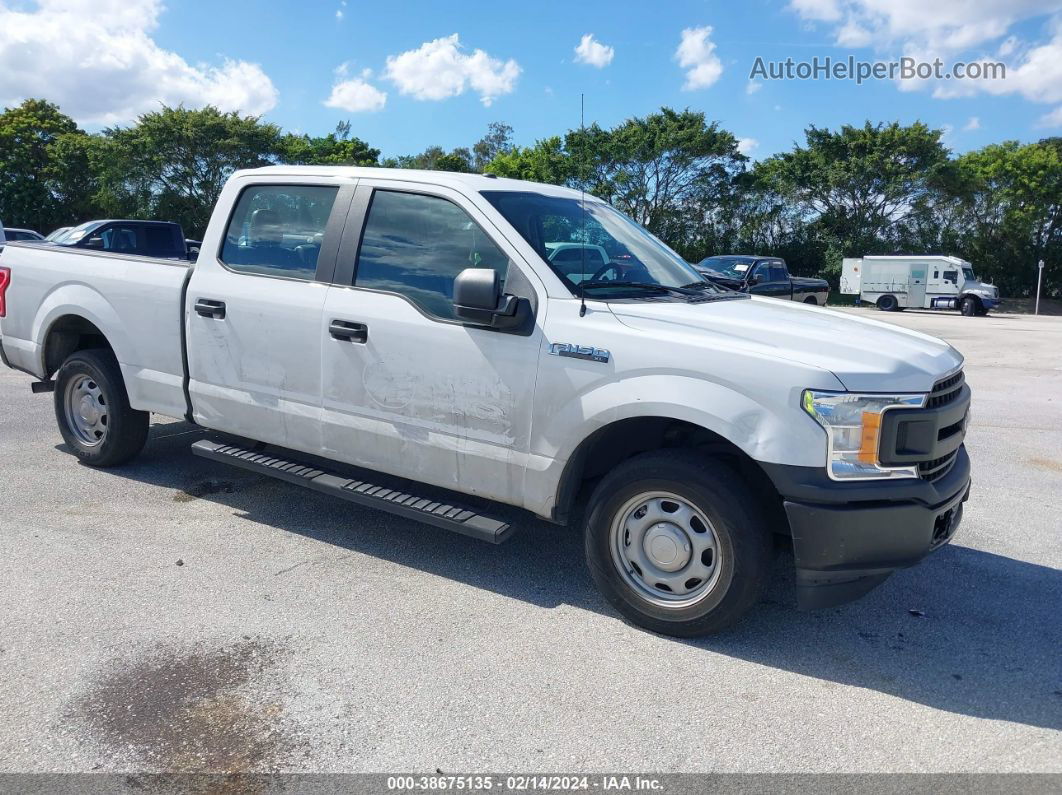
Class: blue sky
2,0,1061,159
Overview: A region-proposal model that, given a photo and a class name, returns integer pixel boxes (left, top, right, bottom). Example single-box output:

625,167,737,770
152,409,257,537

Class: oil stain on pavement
71,639,293,772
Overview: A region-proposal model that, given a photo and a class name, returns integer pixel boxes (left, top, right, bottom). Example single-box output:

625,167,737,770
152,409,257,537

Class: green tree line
1,99,1058,296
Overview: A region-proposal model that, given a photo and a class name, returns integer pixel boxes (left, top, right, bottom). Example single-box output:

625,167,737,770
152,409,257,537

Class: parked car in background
44,227,73,243
0,166,972,637
56,220,189,260
841,255,1000,317
3,228,45,243
695,255,829,305
0,222,5,249
184,239,202,260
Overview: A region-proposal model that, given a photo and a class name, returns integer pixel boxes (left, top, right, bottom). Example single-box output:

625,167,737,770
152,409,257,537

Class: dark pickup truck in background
695,255,830,305
52,219,191,260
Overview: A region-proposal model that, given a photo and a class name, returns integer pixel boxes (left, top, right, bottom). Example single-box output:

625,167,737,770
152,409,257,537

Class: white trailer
841,255,1000,316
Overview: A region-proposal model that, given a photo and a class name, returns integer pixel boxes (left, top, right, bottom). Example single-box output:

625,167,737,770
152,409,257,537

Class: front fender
538,374,829,468
521,371,838,519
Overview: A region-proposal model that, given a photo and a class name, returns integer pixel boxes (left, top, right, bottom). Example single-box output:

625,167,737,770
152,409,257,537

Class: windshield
45,227,73,242
60,221,104,244
697,256,757,279
962,266,976,281
482,191,730,298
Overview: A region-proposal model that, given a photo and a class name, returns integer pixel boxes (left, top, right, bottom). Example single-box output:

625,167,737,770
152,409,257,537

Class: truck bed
0,242,192,418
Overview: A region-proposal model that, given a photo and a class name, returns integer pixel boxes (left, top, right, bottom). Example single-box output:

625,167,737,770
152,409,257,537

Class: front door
747,261,791,299
319,181,544,505
927,265,960,304
186,178,353,454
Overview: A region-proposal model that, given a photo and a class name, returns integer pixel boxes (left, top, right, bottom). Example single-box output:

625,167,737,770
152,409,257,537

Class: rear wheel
876,294,899,312
584,450,772,637
54,349,149,467
960,296,979,317
803,296,818,305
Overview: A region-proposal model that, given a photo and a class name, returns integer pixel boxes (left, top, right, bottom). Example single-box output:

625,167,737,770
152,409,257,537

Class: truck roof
234,166,589,200
862,255,970,266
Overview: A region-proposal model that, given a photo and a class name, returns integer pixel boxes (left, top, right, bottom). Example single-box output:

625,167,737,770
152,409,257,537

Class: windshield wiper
681,280,749,297
578,281,700,298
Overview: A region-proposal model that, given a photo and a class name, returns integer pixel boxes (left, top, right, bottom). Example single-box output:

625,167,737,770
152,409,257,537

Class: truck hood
608,297,963,392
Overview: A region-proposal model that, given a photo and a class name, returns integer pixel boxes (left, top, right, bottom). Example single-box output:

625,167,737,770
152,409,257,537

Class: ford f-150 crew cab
0,166,972,636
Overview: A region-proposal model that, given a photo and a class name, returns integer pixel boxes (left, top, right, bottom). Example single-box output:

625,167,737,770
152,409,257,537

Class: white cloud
790,0,842,22
325,66,387,112
737,137,759,155
0,0,278,124
336,0,346,21
789,1,1062,55
1037,105,1062,127
787,1,1062,112
574,34,615,68
746,80,763,94
964,116,981,130
675,26,723,90
384,34,520,106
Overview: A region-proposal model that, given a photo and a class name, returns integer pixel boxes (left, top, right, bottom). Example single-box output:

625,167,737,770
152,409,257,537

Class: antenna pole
579,93,588,317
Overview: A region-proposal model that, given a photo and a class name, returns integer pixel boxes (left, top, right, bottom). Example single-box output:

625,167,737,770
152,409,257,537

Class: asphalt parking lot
0,306,1060,774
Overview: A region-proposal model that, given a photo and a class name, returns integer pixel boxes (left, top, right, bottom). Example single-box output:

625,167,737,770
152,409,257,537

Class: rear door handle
329,319,368,343
195,299,226,319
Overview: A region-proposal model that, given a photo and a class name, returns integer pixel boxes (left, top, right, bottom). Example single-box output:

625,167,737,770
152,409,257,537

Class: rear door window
221,184,340,280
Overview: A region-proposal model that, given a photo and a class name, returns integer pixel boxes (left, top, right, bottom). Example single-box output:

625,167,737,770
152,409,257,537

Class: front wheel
960,296,979,316
584,451,772,637
54,349,149,467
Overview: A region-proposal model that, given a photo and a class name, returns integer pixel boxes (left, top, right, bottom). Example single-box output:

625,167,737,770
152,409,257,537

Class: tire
803,296,818,305
960,296,979,317
584,450,773,637
877,294,899,312
54,349,149,467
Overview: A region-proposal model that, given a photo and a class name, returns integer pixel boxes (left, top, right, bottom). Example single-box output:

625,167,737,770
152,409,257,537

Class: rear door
319,179,544,505
907,263,928,307
186,177,355,454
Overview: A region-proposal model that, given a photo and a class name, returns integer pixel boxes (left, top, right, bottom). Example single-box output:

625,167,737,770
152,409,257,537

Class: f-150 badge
548,342,611,363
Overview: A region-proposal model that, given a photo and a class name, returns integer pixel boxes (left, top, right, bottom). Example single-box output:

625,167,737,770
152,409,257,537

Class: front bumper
763,445,971,609
980,297,1001,309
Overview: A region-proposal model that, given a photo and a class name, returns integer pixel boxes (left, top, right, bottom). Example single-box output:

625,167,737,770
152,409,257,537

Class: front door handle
195,299,226,319
329,319,368,343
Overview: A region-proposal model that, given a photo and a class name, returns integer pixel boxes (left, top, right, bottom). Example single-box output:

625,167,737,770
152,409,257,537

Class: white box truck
841,255,1000,316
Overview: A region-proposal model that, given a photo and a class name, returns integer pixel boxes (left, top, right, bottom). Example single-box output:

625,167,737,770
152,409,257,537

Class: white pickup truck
0,167,972,636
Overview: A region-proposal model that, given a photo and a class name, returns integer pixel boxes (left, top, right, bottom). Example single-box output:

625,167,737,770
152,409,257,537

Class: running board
191,439,513,544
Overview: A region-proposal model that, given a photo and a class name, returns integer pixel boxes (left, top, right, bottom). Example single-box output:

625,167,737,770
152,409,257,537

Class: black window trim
331,182,538,335
214,180,355,285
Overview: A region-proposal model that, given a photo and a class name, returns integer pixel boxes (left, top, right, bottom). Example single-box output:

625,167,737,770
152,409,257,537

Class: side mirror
453,268,528,331
82,236,104,249
748,272,762,285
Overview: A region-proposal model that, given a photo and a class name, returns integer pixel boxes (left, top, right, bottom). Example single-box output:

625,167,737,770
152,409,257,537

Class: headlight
802,390,925,480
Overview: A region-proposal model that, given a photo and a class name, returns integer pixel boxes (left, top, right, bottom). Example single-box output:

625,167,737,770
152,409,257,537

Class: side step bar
191,439,513,544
